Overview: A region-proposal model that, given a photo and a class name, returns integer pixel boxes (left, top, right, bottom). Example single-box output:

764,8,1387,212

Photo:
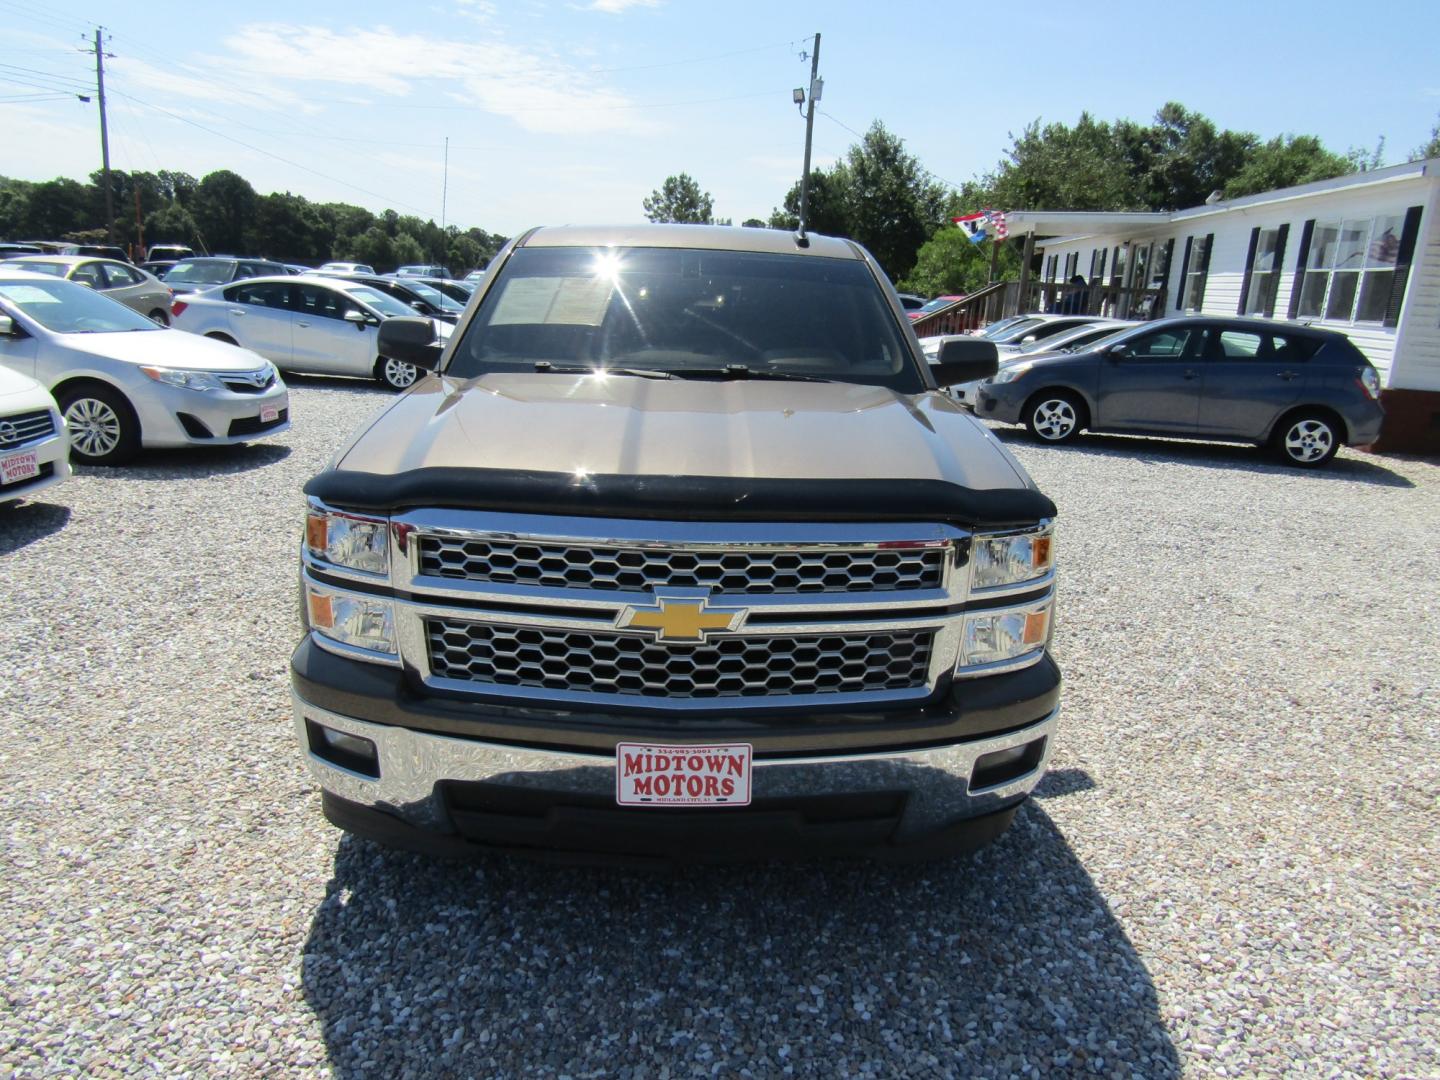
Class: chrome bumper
292,691,1058,841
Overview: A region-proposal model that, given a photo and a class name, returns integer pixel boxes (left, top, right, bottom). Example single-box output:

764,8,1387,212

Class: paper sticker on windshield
0,286,61,305
490,277,612,326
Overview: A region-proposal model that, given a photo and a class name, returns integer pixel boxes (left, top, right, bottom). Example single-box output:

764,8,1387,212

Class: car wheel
1275,413,1339,467
1024,391,1084,444
205,332,238,345
148,309,169,326
376,356,420,391
59,384,140,466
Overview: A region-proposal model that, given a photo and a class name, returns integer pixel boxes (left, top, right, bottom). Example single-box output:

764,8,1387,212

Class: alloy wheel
1032,398,1077,441
66,397,123,459
1283,419,1334,464
383,358,419,390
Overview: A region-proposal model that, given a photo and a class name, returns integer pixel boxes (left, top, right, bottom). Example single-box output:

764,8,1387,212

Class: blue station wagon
971,316,1385,466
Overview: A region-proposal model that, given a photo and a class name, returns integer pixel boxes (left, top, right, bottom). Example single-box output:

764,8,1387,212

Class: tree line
0,168,508,273
645,103,1440,298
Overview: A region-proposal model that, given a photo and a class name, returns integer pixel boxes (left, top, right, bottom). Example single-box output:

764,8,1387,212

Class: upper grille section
0,409,56,450
426,618,934,700
416,536,947,595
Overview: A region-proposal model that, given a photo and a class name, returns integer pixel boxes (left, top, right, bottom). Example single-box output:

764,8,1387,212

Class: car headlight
958,598,1053,671
140,366,226,392
990,362,1033,385
305,584,396,658
970,526,1054,591
305,505,389,576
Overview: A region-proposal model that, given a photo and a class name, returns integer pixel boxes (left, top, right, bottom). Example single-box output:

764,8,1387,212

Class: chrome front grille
0,409,56,450
426,617,934,700
417,536,946,595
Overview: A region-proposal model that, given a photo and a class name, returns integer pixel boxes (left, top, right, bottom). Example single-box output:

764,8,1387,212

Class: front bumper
290,637,1061,860
0,429,69,503
973,382,1027,424
135,381,291,448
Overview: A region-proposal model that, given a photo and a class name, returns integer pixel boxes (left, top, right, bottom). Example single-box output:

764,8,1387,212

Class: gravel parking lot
1,378,1437,1078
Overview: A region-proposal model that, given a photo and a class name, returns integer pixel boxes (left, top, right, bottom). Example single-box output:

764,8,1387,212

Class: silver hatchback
2,255,174,326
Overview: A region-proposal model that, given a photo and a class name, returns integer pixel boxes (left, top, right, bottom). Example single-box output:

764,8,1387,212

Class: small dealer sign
615,743,753,807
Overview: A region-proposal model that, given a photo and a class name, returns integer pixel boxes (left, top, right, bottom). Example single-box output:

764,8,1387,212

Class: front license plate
0,450,39,485
260,405,280,423
615,742,753,807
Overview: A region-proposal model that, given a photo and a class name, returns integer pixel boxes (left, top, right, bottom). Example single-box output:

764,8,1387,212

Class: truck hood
337,373,1029,489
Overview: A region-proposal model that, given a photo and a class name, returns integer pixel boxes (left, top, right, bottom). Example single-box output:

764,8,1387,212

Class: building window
1182,235,1210,310
1243,228,1283,315
1297,214,1405,323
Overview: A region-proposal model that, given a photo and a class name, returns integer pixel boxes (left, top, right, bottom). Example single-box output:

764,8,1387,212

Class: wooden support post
1016,231,1035,315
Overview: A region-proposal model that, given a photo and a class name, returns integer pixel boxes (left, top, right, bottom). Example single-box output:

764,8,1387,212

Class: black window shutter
1110,246,1122,286
1096,247,1107,282
1384,205,1424,328
1088,249,1097,279
1238,227,1261,314
1158,238,1176,313
1195,233,1214,310
1265,223,1289,318
1287,219,1315,320
1177,236,1194,310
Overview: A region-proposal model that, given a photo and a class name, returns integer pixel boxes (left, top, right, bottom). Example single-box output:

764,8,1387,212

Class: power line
817,109,970,193
374,87,791,113
106,86,433,216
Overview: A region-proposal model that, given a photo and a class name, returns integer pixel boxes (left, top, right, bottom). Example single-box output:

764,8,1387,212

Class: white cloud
584,0,661,12
194,23,657,135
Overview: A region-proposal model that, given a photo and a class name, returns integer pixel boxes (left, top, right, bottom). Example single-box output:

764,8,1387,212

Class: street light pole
797,32,821,238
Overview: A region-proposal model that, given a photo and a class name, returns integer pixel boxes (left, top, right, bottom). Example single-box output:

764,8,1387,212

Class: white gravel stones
1,386,1436,1078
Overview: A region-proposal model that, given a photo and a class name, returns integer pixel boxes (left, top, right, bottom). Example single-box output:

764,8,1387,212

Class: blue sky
3,0,1438,236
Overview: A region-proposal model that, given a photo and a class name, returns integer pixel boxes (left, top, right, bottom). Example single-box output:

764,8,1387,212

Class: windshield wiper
668,365,833,383
533,362,672,379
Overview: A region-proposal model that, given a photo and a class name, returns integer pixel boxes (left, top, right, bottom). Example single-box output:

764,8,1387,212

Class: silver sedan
0,271,289,465
1,255,174,326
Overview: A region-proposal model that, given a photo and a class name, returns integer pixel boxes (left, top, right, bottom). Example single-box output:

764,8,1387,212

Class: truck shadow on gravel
301,799,1178,1078
988,426,1415,487
0,501,70,554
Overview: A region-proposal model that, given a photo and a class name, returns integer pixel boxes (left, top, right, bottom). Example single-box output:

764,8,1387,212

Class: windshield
0,278,160,333
447,246,921,391
167,260,233,284
401,281,462,310
346,285,413,318
916,296,961,315
977,316,1031,339
1019,324,1127,354
988,318,1047,344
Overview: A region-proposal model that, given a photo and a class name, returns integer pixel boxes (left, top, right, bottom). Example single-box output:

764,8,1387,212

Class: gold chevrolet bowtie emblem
618,593,745,643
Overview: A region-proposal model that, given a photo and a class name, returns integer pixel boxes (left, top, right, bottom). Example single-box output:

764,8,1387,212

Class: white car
0,364,68,503
171,275,451,390
318,262,374,275
923,319,1135,407
0,271,290,466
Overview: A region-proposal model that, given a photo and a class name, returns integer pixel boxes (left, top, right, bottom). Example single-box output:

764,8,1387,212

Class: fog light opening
306,720,380,778
970,737,1046,792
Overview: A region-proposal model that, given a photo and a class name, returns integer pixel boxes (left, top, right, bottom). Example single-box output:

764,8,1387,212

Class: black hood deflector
305,467,1056,528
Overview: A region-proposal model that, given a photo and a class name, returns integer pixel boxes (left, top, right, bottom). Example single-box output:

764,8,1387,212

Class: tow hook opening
306,719,380,778
970,737,1047,792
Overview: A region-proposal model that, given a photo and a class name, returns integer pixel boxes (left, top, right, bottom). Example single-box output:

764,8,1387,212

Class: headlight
305,584,396,658
958,598,1053,671
989,362,1033,385
140,366,225,392
970,526,1054,591
305,505,389,576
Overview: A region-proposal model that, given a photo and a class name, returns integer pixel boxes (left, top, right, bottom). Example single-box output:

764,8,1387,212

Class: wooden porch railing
911,279,1170,337
908,282,1010,337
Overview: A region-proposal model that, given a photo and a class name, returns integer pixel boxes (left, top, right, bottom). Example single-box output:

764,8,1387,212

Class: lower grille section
227,408,288,437
425,618,934,700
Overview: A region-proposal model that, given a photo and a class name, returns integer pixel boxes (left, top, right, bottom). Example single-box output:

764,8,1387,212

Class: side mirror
0,315,16,336
343,309,367,324
930,336,998,387
378,316,444,371
409,300,427,311
1107,344,1132,360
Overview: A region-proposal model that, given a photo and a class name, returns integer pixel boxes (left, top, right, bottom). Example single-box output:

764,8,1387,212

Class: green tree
339,226,394,269
838,121,946,282
21,178,91,238
741,218,766,228
143,202,201,249
986,112,1141,211
192,170,257,253
767,165,851,236
900,224,1019,298
252,191,329,262
1224,134,1354,198
1414,113,1440,160
642,173,714,224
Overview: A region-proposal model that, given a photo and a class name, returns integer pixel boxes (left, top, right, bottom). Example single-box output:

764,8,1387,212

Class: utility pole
797,32,821,238
441,136,449,234
88,28,115,244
